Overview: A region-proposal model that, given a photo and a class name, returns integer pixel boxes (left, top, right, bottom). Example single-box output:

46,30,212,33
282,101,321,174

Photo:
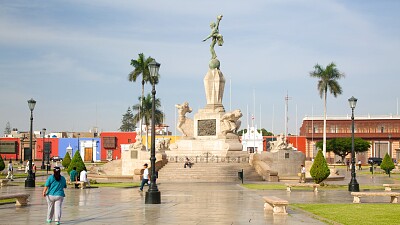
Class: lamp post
91,139,94,163
25,98,36,187
77,133,80,152
348,96,359,192
389,134,392,158
145,59,161,204
46,135,51,174
41,128,46,169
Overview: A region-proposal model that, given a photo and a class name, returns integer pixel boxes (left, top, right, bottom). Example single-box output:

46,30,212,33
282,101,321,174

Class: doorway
84,147,93,162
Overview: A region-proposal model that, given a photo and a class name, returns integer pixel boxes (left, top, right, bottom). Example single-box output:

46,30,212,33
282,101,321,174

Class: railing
167,153,249,164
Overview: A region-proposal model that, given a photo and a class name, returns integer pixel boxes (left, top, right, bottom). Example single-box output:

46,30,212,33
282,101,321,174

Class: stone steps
157,161,263,182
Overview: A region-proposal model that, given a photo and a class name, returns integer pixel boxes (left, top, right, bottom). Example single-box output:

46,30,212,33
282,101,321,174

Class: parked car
51,156,63,162
368,157,382,166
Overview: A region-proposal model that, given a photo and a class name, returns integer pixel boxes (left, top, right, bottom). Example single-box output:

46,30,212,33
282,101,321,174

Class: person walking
139,163,150,192
6,159,14,181
32,162,37,180
299,165,306,183
25,160,29,173
358,160,362,170
42,167,67,225
346,160,350,171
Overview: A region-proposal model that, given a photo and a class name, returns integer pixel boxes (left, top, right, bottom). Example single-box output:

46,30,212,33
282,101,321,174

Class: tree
316,138,370,162
4,121,11,135
132,93,163,150
67,151,86,175
128,53,155,134
310,150,330,184
259,128,273,136
310,62,345,157
0,155,4,171
380,153,395,176
238,128,273,136
119,107,136,131
62,152,71,169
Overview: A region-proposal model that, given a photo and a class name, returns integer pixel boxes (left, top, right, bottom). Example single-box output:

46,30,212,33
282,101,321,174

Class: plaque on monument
198,119,216,136
131,150,138,159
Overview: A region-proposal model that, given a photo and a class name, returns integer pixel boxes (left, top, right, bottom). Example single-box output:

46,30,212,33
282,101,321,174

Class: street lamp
145,59,161,204
77,133,80,152
41,128,46,169
46,135,51,174
91,139,94,163
25,98,36,187
348,96,359,192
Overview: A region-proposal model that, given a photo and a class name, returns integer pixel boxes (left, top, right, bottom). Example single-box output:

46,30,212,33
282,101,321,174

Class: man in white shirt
6,159,14,181
80,167,90,187
299,165,306,183
139,163,150,192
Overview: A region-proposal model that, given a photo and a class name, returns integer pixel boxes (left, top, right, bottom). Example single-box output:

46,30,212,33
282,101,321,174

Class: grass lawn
241,183,385,191
0,199,16,205
90,182,141,188
293,203,400,225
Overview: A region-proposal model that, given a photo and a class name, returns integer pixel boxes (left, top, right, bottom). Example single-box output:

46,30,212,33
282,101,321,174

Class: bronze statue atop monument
203,15,224,69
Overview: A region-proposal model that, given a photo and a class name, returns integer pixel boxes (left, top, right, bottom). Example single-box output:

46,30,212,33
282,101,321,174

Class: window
103,137,117,149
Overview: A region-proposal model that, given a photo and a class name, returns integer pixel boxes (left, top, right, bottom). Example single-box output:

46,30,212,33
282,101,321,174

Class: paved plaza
0,170,398,225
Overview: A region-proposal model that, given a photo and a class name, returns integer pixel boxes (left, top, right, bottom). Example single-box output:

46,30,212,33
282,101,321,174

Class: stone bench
75,181,89,189
0,179,9,187
0,193,30,207
383,184,400,192
285,183,320,193
263,196,289,215
351,192,400,203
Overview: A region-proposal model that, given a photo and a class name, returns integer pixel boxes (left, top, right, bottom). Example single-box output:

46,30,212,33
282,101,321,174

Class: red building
300,115,400,163
100,132,137,161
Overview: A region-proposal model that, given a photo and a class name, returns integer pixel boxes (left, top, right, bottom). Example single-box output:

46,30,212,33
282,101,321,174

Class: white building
241,125,263,153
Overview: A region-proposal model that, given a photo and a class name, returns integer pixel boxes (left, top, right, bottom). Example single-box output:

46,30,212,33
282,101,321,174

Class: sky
1,0,399,136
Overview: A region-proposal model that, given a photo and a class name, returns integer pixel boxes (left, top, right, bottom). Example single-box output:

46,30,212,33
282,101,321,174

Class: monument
170,15,243,156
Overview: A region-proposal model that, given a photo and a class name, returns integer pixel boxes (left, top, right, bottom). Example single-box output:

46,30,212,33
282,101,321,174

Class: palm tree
128,53,154,139
132,93,164,150
310,62,345,157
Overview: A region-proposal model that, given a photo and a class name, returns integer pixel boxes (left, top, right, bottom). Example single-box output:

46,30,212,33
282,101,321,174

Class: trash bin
369,167,373,172
238,169,243,184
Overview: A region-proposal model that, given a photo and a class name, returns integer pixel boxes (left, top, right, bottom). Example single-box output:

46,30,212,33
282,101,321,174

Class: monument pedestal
170,62,242,156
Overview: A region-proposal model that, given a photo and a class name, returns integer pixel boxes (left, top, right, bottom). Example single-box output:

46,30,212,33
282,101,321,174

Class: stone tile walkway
0,169,395,225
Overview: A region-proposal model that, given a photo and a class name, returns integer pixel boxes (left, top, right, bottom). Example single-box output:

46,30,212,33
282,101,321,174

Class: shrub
380,153,395,175
67,151,86,175
62,152,71,169
0,155,5,171
310,150,330,184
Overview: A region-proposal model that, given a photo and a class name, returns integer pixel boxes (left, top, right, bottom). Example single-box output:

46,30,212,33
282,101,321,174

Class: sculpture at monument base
269,133,296,152
220,109,242,136
175,101,193,136
155,138,171,151
132,134,146,150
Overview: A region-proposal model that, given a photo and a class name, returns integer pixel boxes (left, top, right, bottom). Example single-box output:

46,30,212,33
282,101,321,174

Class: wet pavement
0,169,396,225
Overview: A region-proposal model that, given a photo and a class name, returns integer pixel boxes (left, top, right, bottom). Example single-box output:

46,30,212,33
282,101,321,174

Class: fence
167,153,249,164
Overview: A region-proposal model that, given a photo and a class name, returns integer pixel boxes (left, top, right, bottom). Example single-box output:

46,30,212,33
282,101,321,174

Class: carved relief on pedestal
198,119,216,136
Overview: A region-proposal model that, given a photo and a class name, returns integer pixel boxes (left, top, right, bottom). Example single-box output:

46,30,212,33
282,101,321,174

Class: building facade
299,115,400,163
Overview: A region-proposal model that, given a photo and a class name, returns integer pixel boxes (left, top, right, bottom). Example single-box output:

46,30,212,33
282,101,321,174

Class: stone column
203,68,225,112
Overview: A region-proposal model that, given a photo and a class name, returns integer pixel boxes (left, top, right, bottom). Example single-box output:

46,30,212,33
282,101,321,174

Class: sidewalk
0,181,326,225
1,169,395,225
